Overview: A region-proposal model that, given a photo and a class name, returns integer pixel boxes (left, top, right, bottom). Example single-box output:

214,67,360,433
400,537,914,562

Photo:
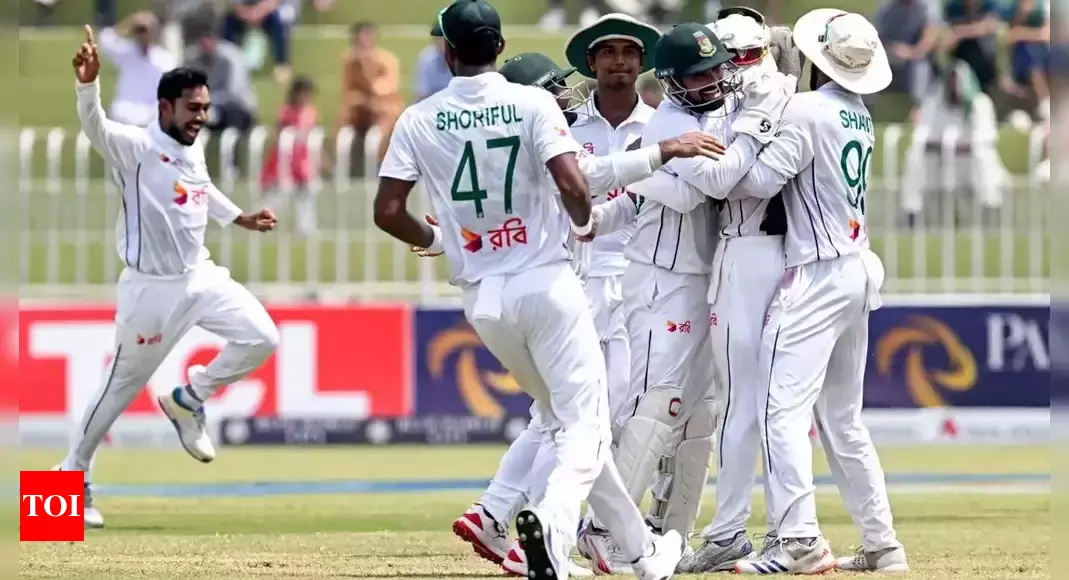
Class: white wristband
427,224,445,253
647,145,664,171
571,219,593,237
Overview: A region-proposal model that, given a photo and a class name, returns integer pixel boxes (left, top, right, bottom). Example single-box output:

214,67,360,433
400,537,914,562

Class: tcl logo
19,306,411,420
20,470,84,541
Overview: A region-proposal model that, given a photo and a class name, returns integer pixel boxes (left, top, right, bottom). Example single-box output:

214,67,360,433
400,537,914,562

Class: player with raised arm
372,3,687,579
62,26,281,529
727,9,908,574
578,22,796,572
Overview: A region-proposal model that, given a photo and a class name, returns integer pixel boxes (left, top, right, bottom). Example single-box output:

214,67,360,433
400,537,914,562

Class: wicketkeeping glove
731,70,797,144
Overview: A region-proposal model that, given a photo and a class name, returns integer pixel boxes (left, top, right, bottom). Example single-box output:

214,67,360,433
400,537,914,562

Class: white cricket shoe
453,504,510,564
735,536,837,575
580,525,633,575
632,529,685,580
502,540,594,577
158,371,216,462
82,482,105,528
52,465,103,528
516,508,573,580
837,546,910,572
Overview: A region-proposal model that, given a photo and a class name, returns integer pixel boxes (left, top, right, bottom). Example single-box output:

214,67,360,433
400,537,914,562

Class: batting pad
602,385,681,522
647,397,717,536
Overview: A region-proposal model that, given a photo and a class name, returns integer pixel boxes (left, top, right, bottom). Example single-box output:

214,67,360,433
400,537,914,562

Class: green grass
17,446,1051,580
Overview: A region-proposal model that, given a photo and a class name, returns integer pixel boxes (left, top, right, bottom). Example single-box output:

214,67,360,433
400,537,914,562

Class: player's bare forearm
373,177,434,248
547,153,592,226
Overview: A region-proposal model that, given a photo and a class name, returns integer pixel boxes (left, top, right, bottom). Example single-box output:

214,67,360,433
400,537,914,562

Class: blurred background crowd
27,0,1051,135
17,0,1053,299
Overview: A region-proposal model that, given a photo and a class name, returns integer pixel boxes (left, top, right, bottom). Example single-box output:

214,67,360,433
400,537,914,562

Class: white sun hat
792,8,892,95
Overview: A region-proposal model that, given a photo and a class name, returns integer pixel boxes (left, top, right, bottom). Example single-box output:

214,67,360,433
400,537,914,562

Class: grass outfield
18,446,1050,580
19,180,1051,297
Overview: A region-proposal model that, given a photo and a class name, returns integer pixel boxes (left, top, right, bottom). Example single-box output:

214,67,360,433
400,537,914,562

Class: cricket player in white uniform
63,26,281,528
562,14,660,436
900,60,1008,227
579,22,795,573
425,49,722,578
622,9,801,572
727,10,908,574
373,3,695,579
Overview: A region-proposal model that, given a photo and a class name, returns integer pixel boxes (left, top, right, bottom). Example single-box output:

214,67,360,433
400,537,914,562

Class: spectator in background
186,26,259,134
900,61,1007,226
1001,0,1051,119
638,75,662,108
222,0,292,83
942,0,1000,93
539,0,601,31
96,12,177,127
413,23,452,102
874,0,938,119
261,77,322,235
338,22,402,169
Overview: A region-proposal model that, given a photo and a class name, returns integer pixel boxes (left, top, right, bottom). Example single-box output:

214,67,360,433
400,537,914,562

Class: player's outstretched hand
660,131,726,162
410,214,444,257
237,208,278,232
72,25,101,84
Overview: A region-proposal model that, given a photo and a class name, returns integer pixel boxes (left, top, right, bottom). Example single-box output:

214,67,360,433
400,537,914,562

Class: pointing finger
84,25,95,46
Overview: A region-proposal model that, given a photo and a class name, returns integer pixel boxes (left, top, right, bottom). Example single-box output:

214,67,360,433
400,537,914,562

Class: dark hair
351,21,375,35
452,32,501,67
288,76,316,102
157,67,209,102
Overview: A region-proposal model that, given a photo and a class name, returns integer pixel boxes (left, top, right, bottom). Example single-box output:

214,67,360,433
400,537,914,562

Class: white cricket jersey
625,99,760,274
734,83,874,267
75,81,243,278
569,94,653,277
379,72,582,287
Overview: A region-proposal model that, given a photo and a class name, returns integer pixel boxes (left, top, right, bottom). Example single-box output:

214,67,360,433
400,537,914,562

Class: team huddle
64,0,902,577
376,0,907,577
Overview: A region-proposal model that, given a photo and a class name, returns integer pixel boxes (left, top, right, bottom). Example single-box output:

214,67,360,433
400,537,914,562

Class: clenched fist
72,25,101,84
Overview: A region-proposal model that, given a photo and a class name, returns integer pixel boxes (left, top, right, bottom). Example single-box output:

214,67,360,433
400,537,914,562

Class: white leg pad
647,397,716,536
608,385,682,509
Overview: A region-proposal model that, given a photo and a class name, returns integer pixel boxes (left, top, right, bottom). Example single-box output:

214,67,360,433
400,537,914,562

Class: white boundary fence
18,124,1049,301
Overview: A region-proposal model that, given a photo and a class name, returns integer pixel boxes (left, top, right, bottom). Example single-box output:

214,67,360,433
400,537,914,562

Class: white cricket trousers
758,251,900,551
583,274,631,436
62,262,279,475
464,263,654,565
702,235,783,542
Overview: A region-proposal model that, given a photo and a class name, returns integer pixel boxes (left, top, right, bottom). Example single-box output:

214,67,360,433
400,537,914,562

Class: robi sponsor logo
20,470,84,542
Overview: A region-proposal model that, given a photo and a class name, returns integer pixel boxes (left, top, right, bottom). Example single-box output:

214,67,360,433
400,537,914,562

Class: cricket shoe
52,465,103,528
502,540,594,577
676,530,754,572
837,546,910,573
580,525,633,574
516,508,572,580
453,504,510,564
158,366,216,462
631,529,685,580
735,536,837,575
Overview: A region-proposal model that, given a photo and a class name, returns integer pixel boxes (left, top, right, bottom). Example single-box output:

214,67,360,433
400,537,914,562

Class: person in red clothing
261,76,322,234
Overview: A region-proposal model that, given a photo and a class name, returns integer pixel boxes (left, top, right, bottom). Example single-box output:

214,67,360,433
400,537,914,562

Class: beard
165,119,197,146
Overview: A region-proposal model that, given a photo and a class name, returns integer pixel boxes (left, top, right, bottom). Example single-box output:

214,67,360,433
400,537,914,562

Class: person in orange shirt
261,76,322,234
339,21,403,172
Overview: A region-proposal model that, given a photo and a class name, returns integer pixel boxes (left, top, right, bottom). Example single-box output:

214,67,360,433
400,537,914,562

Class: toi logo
20,471,85,542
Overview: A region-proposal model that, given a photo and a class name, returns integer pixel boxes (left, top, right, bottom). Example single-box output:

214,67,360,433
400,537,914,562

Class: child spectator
261,76,322,235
